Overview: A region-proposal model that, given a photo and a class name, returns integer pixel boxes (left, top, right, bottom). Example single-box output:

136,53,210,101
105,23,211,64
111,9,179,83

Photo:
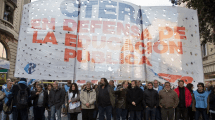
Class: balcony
7,0,17,7
0,19,14,30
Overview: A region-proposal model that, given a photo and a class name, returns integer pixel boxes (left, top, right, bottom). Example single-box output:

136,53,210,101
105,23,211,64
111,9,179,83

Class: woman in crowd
209,87,215,120
65,83,81,120
47,83,53,120
186,83,194,120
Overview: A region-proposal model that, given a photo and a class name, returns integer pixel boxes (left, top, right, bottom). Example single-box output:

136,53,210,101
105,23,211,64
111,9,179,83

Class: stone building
0,0,31,84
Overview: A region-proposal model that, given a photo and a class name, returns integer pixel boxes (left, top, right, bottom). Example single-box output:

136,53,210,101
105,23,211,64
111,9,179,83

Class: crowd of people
0,78,214,120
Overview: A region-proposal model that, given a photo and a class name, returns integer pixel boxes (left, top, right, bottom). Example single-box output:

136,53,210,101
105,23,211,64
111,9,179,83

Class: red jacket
174,87,192,108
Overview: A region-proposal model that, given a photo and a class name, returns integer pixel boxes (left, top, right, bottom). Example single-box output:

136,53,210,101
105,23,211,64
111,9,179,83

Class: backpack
16,84,29,109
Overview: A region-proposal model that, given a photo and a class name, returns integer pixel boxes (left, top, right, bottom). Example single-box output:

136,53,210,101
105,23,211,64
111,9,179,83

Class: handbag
3,100,13,114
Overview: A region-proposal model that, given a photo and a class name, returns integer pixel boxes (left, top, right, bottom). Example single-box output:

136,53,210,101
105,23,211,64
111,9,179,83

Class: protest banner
15,0,203,87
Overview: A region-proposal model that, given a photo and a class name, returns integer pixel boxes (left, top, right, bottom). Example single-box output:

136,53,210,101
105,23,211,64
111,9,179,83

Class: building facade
0,0,30,84
202,42,215,84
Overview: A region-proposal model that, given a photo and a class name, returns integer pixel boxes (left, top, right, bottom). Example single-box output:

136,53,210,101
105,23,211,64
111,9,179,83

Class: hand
154,106,156,108
146,106,148,108
36,92,40,95
132,102,136,106
120,88,123,91
86,103,90,107
159,105,162,108
68,100,71,103
72,102,76,104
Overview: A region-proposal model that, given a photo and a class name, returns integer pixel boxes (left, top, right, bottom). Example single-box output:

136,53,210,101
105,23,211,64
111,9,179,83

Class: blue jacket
154,86,163,93
2,87,12,104
64,84,70,92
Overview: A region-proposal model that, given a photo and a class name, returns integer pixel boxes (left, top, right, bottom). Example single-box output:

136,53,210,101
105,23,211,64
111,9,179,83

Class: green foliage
179,0,215,44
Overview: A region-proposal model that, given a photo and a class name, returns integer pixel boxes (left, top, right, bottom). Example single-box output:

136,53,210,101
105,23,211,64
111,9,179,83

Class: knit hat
20,78,27,82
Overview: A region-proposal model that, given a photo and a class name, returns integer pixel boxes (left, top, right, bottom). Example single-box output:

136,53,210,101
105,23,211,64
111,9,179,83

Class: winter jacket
49,88,65,110
115,87,128,109
8,81,31,107
2,87,10,104
143,89,159,108
159,89,179,108
192,90,210,113
96,85,115,108
64,84,70,92
209,93,215,111
174,87,192,108
126,87,143,111
80,88,96,109
31,90,48,108
65,91,81,113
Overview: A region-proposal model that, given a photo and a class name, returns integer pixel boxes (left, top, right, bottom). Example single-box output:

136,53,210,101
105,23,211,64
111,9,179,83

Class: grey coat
65,91,81,113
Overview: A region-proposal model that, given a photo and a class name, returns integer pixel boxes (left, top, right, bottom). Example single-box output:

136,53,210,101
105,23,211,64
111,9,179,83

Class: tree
171,0,215,44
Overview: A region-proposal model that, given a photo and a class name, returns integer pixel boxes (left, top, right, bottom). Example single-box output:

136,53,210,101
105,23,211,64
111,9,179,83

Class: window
3,4,14,24
0,43,7,59
202,43,207,57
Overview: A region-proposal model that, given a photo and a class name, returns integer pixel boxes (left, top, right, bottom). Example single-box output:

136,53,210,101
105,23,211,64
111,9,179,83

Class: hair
93,84,98,89
148,82,153,86
48,83,53,88
33,82,39,88
122,81,128,86
54,81,59,85
69,83,79,98
86,81,92,88
164,82,171,86
178,80,184,84
37,84,43,88
109,80,114,83
101,78,108,86
131,80,137,86
154,80,158,83
197,82,204,88
186,83,193,93
6,79,11,83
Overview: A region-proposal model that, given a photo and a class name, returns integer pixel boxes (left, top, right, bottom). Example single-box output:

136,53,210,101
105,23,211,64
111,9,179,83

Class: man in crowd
96,78,115,120
8,78,31,120
109,80,116,90
115,81,129,120
159,82,179,120
192,82,209,120
109,80,117,120
80,81,96,120
31,84,48,120
49,81,65,120
127,80,143,120
174,80,192,120
143,82,159,120
153,80,163,120
137,80,144,91
1,78,13,120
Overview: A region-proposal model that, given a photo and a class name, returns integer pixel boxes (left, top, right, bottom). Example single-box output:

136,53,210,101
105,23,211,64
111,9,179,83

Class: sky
31,0,173,6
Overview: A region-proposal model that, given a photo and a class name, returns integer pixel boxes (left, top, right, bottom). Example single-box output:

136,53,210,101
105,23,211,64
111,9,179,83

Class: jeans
161,108,174,120
93,110,98,119
145,107,156,120
1,111,13,120
82,109,94,120
175,107,188,120
116,108,128,120
33,106,45,120
47,110,52,120
98,106,112,120
12,107,28,120
130,110,142,120
155,107,162,120
195,108,208,120
51,106,61,120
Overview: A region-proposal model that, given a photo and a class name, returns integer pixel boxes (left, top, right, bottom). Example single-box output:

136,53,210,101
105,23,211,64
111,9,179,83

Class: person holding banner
96,78,115,120
65,83,81,120
49,81,65,120
80,81,96,120
159,82,179,120
126,80,143,120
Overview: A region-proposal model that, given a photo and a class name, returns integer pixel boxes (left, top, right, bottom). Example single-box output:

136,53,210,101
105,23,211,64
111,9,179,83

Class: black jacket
48,88,65,109
142,89,159,108
8,83,31,107
31,90,48,108
209,93,215,110
126,87,143,111
115,87,128,109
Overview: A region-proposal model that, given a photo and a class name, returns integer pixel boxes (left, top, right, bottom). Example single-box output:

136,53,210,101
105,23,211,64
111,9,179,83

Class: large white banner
15,0,203,87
